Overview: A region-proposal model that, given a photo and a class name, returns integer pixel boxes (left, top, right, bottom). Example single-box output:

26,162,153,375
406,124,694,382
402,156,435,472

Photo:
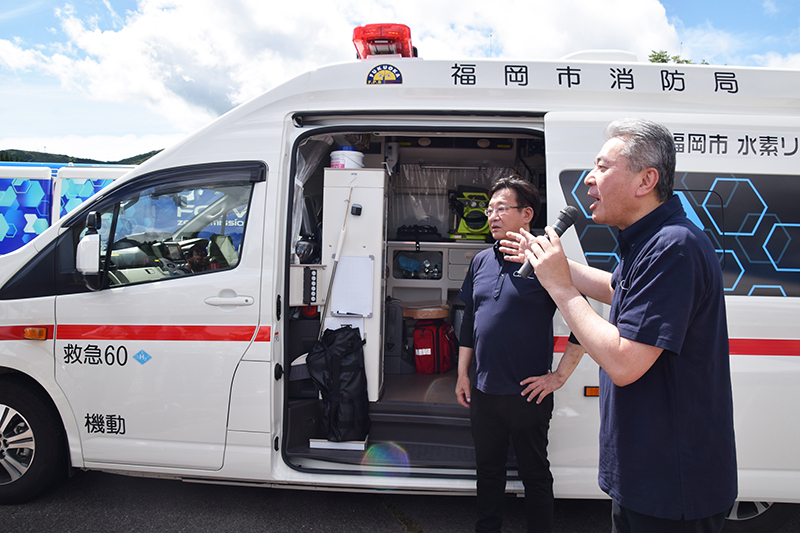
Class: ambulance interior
284,128,550,472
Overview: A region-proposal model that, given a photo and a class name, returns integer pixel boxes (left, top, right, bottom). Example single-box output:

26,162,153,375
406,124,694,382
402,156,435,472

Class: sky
1,0,798,162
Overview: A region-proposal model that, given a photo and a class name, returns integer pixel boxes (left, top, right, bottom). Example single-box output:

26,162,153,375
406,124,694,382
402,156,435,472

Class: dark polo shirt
459,243,567,395
600,195,737,520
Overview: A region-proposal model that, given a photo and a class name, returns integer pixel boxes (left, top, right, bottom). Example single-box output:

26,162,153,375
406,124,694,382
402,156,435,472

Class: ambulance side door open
54,162,267,470
541,113,608,478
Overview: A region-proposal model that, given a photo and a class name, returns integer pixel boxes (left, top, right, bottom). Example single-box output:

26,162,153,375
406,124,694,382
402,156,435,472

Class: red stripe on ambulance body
55,324,259,342
554,336,800,357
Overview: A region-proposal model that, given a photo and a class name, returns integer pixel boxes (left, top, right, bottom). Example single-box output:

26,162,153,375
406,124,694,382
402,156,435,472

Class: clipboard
329,255,374,317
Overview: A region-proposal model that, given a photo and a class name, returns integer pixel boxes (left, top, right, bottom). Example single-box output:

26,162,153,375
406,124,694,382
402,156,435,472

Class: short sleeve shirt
459,243,558,395
598,196,737,520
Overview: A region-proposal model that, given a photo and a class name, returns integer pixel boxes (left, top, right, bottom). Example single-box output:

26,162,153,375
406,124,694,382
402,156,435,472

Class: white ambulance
1,24,798,532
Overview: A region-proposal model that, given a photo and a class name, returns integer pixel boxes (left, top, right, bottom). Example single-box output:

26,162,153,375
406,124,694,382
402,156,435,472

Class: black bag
306,325,370,442
396,224,443,242
384,302,416,374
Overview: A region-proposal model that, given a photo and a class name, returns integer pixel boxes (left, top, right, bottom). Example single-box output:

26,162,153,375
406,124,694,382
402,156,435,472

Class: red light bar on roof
353,23,414,59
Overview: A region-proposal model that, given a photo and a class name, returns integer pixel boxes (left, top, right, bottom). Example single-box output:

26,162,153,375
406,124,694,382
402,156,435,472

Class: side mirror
76,234,100,274
86,212,101,232
76,212,102,290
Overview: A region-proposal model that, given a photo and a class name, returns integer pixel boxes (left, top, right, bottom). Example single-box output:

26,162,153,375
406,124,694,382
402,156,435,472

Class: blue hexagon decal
579,224,619,256
0,214,9,241
570,170,594,218
748,285,787,297
702,177,767,237
0,186,16,208
585,252,620,272
17,181,46,208
560,169,800,296
717,249,744,291
763,223,800,272
11,179,31,194
79,180,97,198
23,214,49,236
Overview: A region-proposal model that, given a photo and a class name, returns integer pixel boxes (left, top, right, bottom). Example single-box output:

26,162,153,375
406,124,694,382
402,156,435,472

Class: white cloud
753,51,800,69
675,22,742,64
676,21,800,68
0,39,48,70
3,0,683,131
458,0,679,61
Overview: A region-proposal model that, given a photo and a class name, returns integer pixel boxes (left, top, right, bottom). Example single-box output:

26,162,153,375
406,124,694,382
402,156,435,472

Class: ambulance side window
69,163,262,289
96,183,252,287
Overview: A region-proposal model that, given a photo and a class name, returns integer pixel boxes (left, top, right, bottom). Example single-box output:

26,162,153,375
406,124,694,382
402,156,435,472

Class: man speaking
504,119,737,533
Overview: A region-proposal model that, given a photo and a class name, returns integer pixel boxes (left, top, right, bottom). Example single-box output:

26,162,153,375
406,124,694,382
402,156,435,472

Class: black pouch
306,325,370,442
396,224,443,242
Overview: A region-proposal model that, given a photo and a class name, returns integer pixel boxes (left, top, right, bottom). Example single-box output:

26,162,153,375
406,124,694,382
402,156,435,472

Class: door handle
204,296,254,307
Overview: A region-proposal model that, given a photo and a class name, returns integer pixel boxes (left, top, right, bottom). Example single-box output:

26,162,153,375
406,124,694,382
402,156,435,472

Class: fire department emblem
366,64,403,85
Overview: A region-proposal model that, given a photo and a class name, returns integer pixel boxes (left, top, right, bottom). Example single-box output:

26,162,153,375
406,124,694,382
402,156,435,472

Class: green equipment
449,189,490,240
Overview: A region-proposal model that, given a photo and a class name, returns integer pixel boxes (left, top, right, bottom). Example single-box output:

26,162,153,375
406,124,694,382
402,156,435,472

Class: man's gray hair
604,118,675,202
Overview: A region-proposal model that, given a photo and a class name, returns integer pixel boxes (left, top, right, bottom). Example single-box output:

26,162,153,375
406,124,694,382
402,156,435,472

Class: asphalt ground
2,470,799,532
2,470,608,532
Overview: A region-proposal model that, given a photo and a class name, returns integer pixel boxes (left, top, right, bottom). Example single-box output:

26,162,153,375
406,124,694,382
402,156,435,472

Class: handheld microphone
517,205,580,279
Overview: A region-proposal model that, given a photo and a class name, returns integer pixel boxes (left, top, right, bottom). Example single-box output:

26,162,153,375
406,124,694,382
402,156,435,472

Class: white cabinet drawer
449,248,482,265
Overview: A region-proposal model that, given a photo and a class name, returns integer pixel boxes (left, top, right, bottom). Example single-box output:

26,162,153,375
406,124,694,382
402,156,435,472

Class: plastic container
330,146,364,169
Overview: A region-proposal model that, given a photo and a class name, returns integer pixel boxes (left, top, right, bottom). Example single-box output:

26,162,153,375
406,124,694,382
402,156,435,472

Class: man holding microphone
503,119,737,533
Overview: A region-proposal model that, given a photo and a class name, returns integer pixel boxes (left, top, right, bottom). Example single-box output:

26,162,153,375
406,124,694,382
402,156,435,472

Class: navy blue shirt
599,196,737,520
459,243,560,395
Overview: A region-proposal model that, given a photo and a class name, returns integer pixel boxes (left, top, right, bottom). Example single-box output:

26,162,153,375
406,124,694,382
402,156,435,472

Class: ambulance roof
132,56,800,175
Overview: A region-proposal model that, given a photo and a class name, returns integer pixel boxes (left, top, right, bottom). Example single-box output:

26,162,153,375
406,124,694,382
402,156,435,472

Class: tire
0,379,67,504
724,501,798,533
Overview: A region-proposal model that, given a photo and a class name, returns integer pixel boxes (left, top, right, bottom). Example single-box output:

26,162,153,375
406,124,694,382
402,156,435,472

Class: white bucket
330,149,364,169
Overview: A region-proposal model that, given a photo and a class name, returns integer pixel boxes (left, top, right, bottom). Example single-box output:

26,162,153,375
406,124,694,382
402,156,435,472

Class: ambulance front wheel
0,378,67,504
724,501,798,532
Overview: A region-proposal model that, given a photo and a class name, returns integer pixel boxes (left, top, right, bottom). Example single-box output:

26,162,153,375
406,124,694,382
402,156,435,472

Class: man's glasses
484,205,525,217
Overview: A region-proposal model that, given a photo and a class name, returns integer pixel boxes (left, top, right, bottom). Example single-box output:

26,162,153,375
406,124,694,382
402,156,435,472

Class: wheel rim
0,404,35,485
727,500,773,521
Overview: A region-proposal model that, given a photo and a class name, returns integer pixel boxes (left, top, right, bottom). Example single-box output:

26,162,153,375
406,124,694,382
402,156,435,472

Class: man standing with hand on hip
456,175,584,533
504,119,737,533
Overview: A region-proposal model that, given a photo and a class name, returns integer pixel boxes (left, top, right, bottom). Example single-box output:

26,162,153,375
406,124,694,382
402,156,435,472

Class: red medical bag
413,319,456,374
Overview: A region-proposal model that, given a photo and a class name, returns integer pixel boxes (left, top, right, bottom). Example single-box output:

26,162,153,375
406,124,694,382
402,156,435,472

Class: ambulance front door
54,163,267,470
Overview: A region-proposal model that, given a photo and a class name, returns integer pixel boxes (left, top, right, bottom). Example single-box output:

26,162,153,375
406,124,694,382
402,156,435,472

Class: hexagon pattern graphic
561,170,800,297
0,178,52,254
59,179,114,218
0,177,119,254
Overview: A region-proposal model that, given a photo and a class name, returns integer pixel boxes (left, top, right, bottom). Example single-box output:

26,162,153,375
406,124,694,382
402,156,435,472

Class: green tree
649,50,694,64
0,151,24,162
